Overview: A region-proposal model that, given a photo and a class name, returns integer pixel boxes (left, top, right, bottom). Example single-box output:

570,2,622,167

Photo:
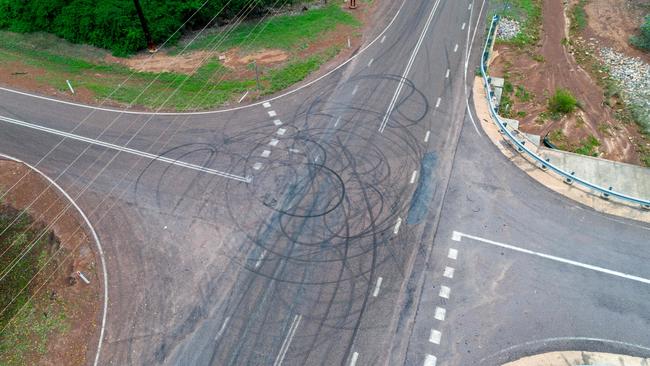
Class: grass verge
490,0,543,47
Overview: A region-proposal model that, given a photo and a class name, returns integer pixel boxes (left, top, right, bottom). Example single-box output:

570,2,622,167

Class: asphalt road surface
0,0,649,365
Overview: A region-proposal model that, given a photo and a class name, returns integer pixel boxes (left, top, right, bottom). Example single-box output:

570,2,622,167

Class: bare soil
491,0,647,164
0,159,101,366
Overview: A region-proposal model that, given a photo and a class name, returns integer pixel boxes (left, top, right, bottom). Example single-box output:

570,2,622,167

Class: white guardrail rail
480,15,650,209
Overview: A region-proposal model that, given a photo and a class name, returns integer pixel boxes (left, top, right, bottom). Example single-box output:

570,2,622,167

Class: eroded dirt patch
0,159,101,366
491,0,646,164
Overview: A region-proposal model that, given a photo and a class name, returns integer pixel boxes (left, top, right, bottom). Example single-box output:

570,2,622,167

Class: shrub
630,15,650,51
548,88,578,114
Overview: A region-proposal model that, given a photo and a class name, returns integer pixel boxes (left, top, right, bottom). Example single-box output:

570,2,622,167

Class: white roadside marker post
66,80,75,94
77,271,90,284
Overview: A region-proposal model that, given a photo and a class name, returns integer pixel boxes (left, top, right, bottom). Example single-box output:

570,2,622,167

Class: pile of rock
496,18,521,40
600,47,650,126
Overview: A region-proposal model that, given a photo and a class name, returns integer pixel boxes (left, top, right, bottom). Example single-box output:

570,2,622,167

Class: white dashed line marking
445,69,450,78
443,266,455,279
424,130,430,142
352,85,358,95
334,116,341,127
372,277,383,297
277,128,286,136
263,102,271,108
439,286,450,299
255,249,267,268
381,35,386,43
261,150,271,158
349,352,359,366
434,307,446,321
453,44,459,53
368,58,374,67
448,248,458,260
462,22,466,30
429,329,442,344
273,119,283,126
452,231,462,241
214,316,231,341
269,139,279,146
424,354,437,366
435,97,441,108
253,162,263,170
393,217,403,234
289,148,300,153
268,110,277,117
410,170,418,184
468,3,472,10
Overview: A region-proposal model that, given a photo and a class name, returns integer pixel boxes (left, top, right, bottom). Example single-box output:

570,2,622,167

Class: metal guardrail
480,15,650,209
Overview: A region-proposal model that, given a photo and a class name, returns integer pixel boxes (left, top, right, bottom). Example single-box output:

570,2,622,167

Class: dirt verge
0,159,101,366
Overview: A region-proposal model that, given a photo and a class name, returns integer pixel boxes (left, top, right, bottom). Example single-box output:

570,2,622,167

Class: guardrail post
601,186,612,200
540,158,549,171
642,203,650,211
564,172,575,185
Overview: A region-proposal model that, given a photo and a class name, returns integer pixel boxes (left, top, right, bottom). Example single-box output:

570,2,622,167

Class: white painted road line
462,22,466,30
277,128,286,136
214,316,230,341
261,150,271,158
334,116,341,127
0,115,251,183
255,249,267,269
434,306,446,321
429,329,442,344
424,130,431,142
263,102,271,108
393,217,403,234
424,354,437,366
445,69,450,78
468,3,472,10
288,148,300,153
349,352,359,366
352,85,359,95
410,170,418,184
372,277,383,297
273,119,283,126
238,91,249,103
453,231,650,285
253,162,263,170
381,35,386,43
443,266,455,279
368,58,374,67
453,44,459,53
448,248,458,260
439,285,450,299
435,97,441,108
268,110,277,117
379,0,442,132
273,314,302,366
269,139,279,146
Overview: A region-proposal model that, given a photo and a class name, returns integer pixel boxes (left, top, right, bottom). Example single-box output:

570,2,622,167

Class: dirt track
491,0,645,164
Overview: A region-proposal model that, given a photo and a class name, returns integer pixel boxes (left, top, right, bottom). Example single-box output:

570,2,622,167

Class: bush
548,88,578,114
0,0,296,56
630,15,650,51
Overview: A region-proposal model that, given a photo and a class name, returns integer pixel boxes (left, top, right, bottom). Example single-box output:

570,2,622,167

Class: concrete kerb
0,153,108,366
475,16,650,223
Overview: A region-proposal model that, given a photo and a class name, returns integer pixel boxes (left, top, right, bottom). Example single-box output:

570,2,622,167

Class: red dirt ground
490,0,647,164
0,159,101,366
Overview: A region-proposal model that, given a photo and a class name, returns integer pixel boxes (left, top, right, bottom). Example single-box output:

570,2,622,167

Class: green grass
570,0,588,33
0,208,68,365
574,135,600,156
178,4,360,53
492,0,543,47
548,88,578,115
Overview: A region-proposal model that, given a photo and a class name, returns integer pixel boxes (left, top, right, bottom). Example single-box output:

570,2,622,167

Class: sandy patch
106,50,219,74
503,350,650,365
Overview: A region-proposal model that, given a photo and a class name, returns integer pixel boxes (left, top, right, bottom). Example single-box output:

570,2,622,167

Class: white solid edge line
214,316,230,341
379,0,442,132
372,276,383,297
393,217,403,234
273,314,302,366
0,0,410,116
454,231,650,285
424,130,431,142
0,114,251,183
464,0,487,135
0,153,108,366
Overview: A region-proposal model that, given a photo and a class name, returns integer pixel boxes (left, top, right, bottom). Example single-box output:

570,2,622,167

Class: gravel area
600,47,650,130
496,18,521,40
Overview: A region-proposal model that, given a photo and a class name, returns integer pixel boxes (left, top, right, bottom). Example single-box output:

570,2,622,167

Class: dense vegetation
548,88,578,115
0,0,295,56
630,15,650,51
